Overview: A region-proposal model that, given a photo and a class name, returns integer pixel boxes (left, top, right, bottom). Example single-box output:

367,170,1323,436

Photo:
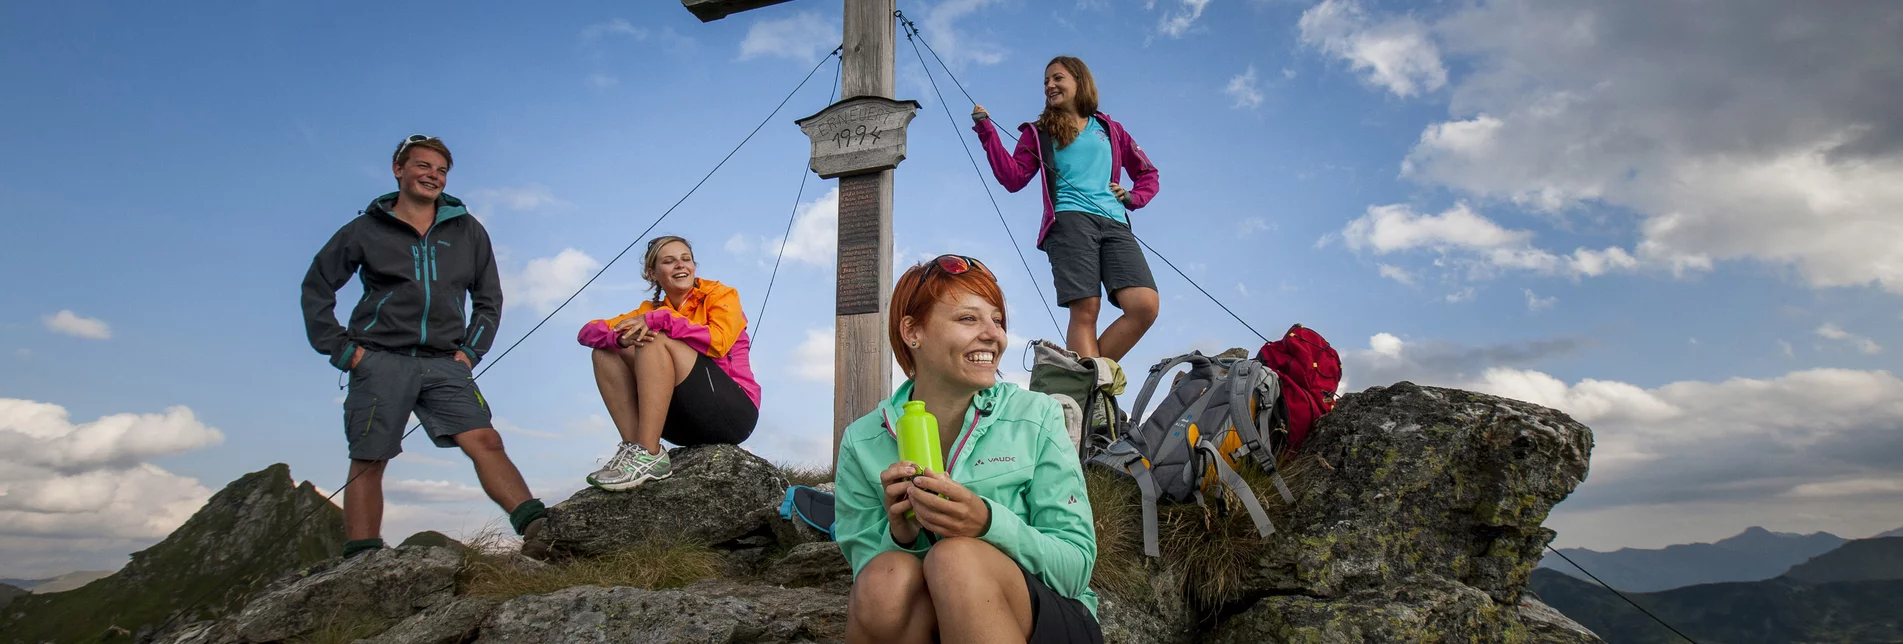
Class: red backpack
1256,324,1342,452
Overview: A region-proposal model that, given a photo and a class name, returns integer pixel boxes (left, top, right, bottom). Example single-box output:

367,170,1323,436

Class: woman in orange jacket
576,236,761,490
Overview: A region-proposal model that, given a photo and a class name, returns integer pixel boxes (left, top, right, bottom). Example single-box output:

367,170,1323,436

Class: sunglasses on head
926,254,990,277
396,134,437,163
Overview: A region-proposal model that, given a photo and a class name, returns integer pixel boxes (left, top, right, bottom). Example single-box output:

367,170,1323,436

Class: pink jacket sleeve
1118,128,1160,210
973,119,1042,192
642,287,747,359
577,320,621,350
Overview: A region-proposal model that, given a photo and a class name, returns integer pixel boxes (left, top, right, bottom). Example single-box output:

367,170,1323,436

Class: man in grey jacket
302,135,546,559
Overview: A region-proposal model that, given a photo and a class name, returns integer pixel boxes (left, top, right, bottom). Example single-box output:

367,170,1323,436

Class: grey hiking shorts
342,350,493,461
1045,210,1157,309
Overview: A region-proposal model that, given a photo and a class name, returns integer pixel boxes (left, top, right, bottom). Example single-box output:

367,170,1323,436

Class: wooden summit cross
684,0,919,464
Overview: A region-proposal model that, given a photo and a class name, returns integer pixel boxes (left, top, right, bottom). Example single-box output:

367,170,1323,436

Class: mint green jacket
835,380,1099,616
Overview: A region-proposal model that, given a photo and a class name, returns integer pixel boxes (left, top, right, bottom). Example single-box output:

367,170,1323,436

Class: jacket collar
366,192,469,224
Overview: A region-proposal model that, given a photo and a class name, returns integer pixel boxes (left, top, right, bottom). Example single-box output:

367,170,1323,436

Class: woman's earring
909,342,919,348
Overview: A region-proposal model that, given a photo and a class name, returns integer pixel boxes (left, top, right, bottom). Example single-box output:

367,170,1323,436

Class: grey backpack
1089,351,1295,557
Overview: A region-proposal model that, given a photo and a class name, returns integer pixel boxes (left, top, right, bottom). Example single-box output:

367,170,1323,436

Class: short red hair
889,260,1007,378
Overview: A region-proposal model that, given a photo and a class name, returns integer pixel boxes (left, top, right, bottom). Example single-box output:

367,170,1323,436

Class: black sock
343,537,385,558
510,498,547,536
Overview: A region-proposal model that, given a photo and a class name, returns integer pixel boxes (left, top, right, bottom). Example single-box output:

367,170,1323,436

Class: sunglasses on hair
396,134,437,162
927,254,990,277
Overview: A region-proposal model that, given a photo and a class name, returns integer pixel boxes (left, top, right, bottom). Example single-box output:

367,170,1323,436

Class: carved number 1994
832,125,884,149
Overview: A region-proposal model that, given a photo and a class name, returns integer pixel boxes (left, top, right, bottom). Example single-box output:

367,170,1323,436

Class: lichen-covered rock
540,444,789,558
1517,595,1604,643
761,541,851,591
1210,576,1604,643
1245,382,1594,603
355,596,498,644
476,580,845,643
232,546,462,642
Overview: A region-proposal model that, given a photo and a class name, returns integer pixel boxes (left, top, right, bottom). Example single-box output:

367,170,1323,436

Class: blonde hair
643,235,693,304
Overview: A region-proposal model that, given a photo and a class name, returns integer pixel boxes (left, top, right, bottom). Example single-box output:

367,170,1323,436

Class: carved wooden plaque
795,96,921,179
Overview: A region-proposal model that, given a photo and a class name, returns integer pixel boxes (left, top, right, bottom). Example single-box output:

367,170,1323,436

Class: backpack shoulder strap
1128,353,1204,429
1090,440,1163,557
1198,440,1276,538
1221,361,1296,504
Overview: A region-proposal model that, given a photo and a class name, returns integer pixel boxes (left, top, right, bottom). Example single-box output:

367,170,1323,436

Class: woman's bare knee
848,552,929,638
922,536,1004,587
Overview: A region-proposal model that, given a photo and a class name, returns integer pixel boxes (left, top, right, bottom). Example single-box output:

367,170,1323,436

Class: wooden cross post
685,0,918,466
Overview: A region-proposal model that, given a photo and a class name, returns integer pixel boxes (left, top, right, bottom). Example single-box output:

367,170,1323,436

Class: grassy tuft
1086,451,1325,608
777,462,836,487
458,527,722,600
287,609,390,644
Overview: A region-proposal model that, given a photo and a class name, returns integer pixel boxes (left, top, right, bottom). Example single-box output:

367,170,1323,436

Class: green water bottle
896,400,943,520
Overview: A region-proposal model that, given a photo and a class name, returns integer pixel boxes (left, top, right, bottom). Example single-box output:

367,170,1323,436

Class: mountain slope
0,463,344,644
26,570,115,594
1538,526,1846,592
1531,568,1903,643
1783,537,1903,584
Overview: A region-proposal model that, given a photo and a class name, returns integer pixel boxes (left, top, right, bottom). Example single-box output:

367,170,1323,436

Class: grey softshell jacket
301,192,502,370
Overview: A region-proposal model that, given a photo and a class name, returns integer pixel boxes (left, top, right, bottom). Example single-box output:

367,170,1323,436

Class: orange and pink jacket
576,279,760,407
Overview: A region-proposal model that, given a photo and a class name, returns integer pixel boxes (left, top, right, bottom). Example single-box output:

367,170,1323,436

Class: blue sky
3,0,1900,577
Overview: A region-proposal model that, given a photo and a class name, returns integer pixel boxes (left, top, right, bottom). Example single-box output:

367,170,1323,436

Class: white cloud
738,11,839,62
1237,217,1272,236
1779,339,1795,358
1234,282,1250,297
1524,289,1556,312
587,73,618,89
732,187,838,268
468,184,568,216
385,479,487,504
1444,287,1475,303
1297,0,1445,98
493,417,561,440
1393,1,1903,293
1158,0,1213,38
1816,323,1883,355
504,248,602,312
1225,65,1263,109
1783,477,1903,499
42,310,111,340
793,327,835,383
582,18,647,43
396,453,455,467
0,399,221,557
918,0,1008,67
1376,263,1415,286
1338,203,1642,280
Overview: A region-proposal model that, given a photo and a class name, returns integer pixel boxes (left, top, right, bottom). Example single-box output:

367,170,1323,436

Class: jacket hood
365,192,470,224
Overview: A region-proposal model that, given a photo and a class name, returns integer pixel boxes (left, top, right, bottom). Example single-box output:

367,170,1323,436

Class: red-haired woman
834,255,1102,644
972,55,1161,361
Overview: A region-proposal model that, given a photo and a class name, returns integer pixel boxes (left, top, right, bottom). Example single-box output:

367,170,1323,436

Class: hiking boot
587,443,672,491
519,517,550,561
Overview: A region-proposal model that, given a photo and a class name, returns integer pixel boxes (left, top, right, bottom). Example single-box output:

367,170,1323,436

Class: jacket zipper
362,292,395,331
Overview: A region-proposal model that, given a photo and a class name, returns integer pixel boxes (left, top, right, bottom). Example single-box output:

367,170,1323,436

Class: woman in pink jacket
972,55,1161,362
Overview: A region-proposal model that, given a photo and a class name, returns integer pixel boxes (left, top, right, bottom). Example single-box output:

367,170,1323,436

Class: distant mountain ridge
1538,526,1846,592
1531,568,1903,643
20,570,114,594
0,463,344,643
1783,537,1903,584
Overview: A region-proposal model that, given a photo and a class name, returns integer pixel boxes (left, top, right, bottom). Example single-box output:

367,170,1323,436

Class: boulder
232,546,462,642
476,580,846,643
1516,595,1604,643
1209,576,1585,643
761,542,851,591
398,530,469,553
540,444,789,558
356,596,499,644
1241,382,1593,603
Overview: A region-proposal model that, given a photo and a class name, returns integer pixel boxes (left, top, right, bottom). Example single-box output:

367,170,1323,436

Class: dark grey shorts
342,350,493,461
1044,211,1157,309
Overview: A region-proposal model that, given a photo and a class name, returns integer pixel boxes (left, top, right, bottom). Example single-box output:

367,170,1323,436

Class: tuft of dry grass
1086,452,1325,608
777,462,836,488
457,527,721,600
287,609,390,644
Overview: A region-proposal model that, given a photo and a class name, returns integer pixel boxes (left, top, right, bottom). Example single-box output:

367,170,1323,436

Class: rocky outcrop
0,463,343,644
1215,382,1599,641
478,581,845,643
231,546,462,642
111,382,1602,643
537,444,789,558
